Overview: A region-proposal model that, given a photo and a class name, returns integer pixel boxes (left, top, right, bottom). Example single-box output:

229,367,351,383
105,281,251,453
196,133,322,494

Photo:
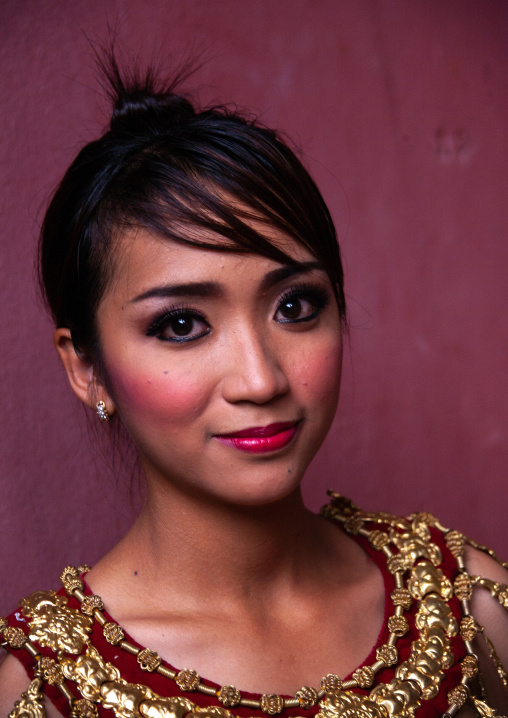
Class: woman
1,61,507,717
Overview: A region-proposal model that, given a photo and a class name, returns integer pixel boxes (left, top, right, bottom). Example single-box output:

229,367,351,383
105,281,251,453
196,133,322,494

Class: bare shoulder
464,545,508,710
0,651,64,718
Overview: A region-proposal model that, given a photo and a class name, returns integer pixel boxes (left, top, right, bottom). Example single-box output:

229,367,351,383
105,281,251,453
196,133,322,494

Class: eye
147,308,211,343
274,285,330,324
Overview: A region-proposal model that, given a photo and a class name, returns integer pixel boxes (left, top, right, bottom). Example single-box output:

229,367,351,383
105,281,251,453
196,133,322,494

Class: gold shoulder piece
8,677,46,718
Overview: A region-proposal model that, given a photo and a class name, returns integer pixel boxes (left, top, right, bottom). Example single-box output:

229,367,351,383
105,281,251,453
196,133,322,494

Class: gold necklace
3,493,504,718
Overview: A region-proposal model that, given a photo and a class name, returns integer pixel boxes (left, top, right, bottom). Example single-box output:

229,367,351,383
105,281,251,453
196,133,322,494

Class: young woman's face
95,228,343,507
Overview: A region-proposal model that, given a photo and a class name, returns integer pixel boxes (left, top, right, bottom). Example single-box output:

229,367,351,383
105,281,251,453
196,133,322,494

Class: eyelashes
145,282,331,344
146,305,211,343
274,283,330,323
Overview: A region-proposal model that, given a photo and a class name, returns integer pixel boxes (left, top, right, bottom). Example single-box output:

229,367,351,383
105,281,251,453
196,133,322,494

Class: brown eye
279,298,302,320
147,309,211,343
172,316,194,336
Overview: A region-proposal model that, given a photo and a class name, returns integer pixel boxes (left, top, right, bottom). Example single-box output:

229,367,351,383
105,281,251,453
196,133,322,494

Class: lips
214,421,299,453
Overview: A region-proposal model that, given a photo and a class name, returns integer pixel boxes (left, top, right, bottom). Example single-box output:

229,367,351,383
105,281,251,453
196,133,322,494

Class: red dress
1,495,504,717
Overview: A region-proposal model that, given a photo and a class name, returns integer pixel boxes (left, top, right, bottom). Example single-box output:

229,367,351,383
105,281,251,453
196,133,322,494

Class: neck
117,480,330,606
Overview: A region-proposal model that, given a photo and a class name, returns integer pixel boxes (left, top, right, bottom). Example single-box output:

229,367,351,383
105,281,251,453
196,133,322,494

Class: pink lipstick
215,422,299,453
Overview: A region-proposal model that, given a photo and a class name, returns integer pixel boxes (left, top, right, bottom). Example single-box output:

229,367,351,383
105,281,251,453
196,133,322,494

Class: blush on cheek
298,344,342,402
107,365,209,424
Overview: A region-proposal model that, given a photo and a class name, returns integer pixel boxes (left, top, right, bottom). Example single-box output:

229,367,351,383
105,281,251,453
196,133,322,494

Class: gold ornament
103,621,125,645
461,654,478,678
352,666,374,688
415,595,458,637
61,645,121,701
447,684,469,708
260,694,284,715
445,530,465,558
70,699,99,718
344,516,364,534
60,566,85,593
40,656,65,685
295,686,318,708
387,616,409,636
139,696,195,718
3,626,27,648
319,691,386,718
80,595,104,616
407,561,453,601
138,648,162,672
217,685,241,707
23,590,93,654
0,616,9,633
376,645,398,666
370,678,421,717
321,673,342,693
387,556,406,574
7,677,46,718
390,588,413,610
368,530,390,550
453,572,473,601
176,669,200,692
460,615,478,642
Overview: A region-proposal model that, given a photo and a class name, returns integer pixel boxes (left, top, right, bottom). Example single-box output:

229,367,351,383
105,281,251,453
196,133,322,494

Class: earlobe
53,328,115,418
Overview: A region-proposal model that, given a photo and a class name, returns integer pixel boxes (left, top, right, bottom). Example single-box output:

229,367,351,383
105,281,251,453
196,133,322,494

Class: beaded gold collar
2,493,507,718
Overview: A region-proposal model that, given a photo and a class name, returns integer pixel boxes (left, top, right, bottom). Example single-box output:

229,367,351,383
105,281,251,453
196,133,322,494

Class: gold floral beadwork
460,615,478,642
352,666,374,688
447,684,469,708
70,698,99,718
138,647,162,672
445,530,465,558
40,656,65,685
344,515,363,535
0,616,8,633
390,588,413,610
321,673,342,693
103,621,125,645
387,556,406,574
387,615,409,636
80,595,105,616
295,686,318,708
176,668,200,691
260,693,284,715
368,530,390,550
496,584,508,608
217,685,242,707
376,645,398,666
453,572,473,601
461,654,479,678
3,625,27,648
60,565,85,593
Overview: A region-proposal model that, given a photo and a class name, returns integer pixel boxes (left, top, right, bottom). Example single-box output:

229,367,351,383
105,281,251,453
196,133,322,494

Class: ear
54,328,115,417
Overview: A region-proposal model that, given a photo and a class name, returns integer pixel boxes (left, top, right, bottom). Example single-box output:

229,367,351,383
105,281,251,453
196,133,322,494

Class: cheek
106,362,211,426
294,337,343,406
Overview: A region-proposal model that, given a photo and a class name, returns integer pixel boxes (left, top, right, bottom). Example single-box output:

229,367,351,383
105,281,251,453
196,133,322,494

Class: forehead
106,228,317,294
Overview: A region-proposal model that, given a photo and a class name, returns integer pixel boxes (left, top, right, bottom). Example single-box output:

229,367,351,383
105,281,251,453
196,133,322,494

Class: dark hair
39,60,346,364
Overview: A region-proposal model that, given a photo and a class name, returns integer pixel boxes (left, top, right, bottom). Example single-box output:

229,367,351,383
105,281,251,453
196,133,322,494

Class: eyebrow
130,261,326,304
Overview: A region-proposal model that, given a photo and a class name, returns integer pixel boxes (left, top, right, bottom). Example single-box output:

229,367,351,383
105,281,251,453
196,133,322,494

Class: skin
1,229,507,716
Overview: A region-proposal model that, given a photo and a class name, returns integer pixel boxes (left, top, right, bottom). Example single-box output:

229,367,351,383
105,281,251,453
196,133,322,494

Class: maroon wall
1,0,507,614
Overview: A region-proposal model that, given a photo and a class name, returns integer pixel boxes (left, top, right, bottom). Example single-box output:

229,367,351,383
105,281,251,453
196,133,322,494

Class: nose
220,327,290,405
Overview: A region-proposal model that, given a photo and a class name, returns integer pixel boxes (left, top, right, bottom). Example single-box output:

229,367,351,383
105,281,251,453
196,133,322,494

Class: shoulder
0,651,64,717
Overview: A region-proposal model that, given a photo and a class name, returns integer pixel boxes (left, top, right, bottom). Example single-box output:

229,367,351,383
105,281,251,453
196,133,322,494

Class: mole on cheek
164,371,168,374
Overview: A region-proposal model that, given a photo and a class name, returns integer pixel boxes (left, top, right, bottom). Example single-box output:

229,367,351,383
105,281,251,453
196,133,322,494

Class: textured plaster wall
1,0,507,614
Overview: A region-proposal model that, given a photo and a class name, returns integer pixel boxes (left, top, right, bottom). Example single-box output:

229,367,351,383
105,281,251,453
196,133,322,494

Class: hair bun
110,89,195,131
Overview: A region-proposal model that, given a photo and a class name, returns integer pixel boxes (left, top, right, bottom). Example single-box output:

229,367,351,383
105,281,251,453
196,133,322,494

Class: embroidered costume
2,494,507,717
